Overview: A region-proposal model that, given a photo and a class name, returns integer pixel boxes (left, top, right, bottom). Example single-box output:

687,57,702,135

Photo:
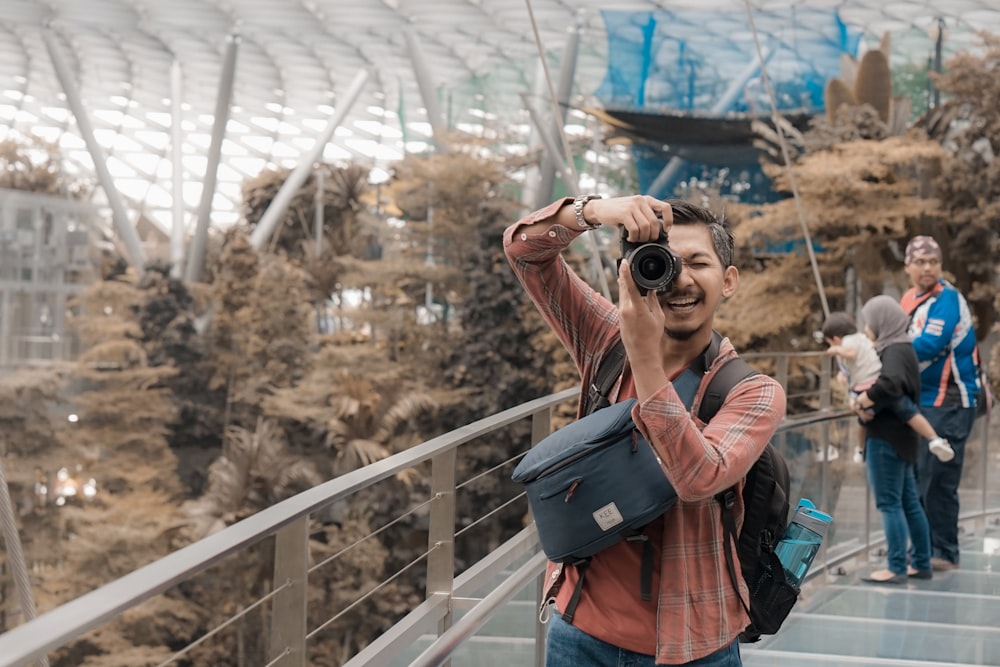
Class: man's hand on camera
587,195,671,241
618,261,664,360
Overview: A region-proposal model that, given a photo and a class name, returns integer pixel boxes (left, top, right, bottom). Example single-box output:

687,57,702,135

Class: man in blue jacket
899,235,981,571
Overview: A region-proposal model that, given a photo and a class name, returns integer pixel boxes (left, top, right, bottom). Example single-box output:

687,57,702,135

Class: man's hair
666,199,734,268
822,311,858,340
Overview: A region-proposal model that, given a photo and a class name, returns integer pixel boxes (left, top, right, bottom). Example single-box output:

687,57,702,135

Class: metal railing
0,385,576,666
0,350,992,667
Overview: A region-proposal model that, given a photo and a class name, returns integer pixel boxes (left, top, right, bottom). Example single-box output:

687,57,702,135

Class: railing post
269,517,309,666
427,449,458,643
818,354,832,510
531,406,553,667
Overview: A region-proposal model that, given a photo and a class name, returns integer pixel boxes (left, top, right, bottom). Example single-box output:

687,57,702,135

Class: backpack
522,332,796,642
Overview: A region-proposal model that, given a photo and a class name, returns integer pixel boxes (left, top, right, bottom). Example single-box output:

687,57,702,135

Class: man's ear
721,265,739,298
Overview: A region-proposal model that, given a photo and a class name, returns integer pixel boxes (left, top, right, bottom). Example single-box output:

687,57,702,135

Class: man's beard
664,325,698,341
658,288,702,342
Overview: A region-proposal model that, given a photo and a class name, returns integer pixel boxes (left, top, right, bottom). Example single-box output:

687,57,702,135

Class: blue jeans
865,436,932,574
916,406,977,564
545,613,742,667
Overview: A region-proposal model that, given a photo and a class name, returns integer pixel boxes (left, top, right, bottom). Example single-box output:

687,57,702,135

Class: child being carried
822,311,954,462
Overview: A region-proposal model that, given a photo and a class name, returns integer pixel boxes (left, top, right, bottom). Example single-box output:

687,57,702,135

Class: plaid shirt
504,199,786,663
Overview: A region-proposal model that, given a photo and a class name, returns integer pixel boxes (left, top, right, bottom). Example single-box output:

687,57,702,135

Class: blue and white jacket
901,279,980,409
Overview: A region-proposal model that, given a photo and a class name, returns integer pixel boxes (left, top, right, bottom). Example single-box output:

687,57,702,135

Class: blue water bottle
774,499,833,587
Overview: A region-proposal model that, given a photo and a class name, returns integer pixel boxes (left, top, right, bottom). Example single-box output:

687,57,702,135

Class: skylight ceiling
2,0,999,234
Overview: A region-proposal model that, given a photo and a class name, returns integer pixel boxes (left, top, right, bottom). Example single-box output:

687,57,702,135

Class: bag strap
583,337,627,415
582,330,726,416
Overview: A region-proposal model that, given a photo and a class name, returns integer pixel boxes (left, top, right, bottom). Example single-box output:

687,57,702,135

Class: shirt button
521,233,527,240
548,230,556,237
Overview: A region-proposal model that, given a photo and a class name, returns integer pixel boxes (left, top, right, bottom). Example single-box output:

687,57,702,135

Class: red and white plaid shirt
504,199,786,663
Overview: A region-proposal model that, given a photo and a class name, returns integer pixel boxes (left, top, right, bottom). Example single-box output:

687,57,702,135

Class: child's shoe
929,437,955,462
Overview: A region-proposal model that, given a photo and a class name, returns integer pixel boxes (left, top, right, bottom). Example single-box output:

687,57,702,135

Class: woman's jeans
545,613,742,667
865,436,932,574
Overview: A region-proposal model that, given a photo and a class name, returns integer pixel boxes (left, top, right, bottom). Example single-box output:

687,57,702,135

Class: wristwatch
572,194,603,231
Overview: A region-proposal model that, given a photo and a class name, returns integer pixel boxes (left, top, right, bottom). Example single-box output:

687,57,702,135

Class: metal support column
426,449,457,641
42,28,146,273
268,517,308,667
250,69,368,250
170,60,185,279
534,24,580,210
184,33,239,284
530,407,552,667
403,29,449,153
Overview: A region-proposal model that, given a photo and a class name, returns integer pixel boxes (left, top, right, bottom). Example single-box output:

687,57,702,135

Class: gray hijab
861,295,912,353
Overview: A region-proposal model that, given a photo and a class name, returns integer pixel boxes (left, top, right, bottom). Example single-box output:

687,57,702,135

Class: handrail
4,344,976,667
408,551,550,667
404,406,856,667
0,388,579,666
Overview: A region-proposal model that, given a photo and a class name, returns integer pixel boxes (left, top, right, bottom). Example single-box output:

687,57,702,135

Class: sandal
862,569,907,584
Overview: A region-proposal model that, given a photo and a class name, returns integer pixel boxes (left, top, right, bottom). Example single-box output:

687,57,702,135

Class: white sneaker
929,437,955,462
814,444,839,462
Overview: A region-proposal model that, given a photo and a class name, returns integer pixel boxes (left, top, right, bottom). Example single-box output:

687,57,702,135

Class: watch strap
573,194,602,231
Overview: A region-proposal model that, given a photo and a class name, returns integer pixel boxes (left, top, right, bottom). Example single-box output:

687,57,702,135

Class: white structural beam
170,60,185,279
249,69,369,250
185,33,239,284
42,27,146,273
403,29,449,153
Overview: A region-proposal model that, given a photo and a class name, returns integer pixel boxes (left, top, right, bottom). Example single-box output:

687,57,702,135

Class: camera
618,224,681,295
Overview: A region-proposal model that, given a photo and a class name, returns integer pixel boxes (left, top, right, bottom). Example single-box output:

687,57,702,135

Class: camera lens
630,244,678,293
638,255,666,280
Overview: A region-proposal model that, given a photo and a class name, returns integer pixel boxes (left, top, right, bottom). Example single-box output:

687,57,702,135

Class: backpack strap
699,357,758,422
719,487,755,622
706,358,764,622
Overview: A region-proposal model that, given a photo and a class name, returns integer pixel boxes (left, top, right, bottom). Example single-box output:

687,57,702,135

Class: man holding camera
504,194,785,666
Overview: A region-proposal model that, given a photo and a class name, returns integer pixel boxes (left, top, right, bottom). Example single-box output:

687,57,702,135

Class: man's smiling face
654,224,737,341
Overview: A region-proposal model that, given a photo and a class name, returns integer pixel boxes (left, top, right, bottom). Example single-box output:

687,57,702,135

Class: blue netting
596,8,861,201
597,8,861,113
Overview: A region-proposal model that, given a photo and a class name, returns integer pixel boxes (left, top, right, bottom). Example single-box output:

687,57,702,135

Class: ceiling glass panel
1,0,998,237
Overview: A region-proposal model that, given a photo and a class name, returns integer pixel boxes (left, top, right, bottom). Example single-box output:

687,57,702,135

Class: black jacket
864,342,921,462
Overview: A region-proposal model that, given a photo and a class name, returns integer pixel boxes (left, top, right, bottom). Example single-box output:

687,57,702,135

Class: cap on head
904,235,942,265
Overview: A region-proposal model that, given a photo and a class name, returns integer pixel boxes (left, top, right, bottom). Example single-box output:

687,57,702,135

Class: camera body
618,225,681,295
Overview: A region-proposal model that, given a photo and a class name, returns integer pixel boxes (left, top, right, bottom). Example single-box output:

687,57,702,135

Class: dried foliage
725,32,999,405
183,418,322,539
720,136,948,352
925,32,1000,336
9,273,191,662
0,366,70,458
207,229,313,415
0,138,89,198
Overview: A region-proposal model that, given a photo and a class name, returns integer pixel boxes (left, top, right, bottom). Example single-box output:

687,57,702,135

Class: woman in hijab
854,295,933,583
